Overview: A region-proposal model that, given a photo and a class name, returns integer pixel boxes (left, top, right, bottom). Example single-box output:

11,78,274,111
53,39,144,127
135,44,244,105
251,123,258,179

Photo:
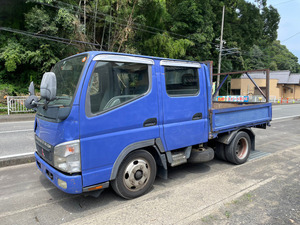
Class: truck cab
27,51,271,199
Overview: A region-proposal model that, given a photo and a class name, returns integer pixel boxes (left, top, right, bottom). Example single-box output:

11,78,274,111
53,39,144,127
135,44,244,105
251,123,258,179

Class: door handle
143,118,157,127
192,113,202,120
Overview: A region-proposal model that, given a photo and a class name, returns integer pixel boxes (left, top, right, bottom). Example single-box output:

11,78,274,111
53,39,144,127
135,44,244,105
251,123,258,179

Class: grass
225,211,231,218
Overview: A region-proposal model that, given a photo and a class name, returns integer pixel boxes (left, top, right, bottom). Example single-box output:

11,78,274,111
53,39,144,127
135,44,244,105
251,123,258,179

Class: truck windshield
47,54,88,106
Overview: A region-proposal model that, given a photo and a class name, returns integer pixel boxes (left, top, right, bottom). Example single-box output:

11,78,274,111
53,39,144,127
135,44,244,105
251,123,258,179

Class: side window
88,61,150,114
89,73,100,95
164,66,199,96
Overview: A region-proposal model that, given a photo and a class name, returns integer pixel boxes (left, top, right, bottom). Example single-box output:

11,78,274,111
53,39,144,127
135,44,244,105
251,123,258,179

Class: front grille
35,135,54,165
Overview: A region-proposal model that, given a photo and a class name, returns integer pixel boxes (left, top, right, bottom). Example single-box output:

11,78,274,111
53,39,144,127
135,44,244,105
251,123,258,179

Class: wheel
188,147,214,163
215,142,227,161
225,131,251,165
111,150,157,199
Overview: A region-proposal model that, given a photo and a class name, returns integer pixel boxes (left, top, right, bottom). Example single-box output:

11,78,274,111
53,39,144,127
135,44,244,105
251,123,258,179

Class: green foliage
244,41,300,72
25,6,58,35
143,33,194,58
0,0,299,96
0,39,25,72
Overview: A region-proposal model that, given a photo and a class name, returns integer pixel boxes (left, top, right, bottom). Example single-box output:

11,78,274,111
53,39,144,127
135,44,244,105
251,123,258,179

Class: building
230,70,300,100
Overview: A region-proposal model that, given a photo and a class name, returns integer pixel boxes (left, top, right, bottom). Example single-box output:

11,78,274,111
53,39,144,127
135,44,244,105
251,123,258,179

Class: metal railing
270,97,300,104
6,96,34,115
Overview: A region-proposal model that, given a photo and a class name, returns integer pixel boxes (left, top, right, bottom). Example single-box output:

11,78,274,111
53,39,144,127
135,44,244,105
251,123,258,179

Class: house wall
279,85,300,99
295,85,300,99
283,85,294,99
230,78,280,99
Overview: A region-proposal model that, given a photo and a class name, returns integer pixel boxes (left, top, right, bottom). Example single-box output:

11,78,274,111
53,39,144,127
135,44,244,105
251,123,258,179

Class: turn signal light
88,185,103,191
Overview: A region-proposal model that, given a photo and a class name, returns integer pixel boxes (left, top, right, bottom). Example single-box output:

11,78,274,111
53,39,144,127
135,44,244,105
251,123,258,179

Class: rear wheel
111,150,157,199
215,142,227,161
225,131,251,165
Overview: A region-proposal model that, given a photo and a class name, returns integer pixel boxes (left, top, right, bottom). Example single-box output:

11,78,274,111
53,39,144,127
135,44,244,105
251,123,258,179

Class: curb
0,153,35,168
0,114,35,123
272,115,300,122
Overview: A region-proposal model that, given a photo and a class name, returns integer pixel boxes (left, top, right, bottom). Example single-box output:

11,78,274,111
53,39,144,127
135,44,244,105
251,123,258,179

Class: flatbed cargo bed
210,102,272,137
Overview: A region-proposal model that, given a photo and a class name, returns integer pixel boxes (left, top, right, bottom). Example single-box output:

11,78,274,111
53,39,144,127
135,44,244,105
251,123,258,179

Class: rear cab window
161,60,201,97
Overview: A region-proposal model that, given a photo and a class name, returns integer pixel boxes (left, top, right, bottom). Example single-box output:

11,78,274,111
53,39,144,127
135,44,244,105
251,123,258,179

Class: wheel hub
123,158,150,191
134,170,143,180
235,137,248,160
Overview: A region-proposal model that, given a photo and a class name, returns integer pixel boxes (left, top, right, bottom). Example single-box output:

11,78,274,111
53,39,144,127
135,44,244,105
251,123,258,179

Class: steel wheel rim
123,158,150,191
236,137,248,160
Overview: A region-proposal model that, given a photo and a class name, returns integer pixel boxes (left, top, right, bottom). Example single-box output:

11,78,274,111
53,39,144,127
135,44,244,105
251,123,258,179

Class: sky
248,0,300,62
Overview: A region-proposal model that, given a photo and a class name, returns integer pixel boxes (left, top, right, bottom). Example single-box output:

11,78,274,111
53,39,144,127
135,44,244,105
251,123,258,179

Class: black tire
111,150,157,199
225,131,251,165
215,142,227,161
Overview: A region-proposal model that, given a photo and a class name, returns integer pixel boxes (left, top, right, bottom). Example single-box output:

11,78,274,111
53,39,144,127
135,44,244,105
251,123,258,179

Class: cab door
160,60,209,151
79,55,159,187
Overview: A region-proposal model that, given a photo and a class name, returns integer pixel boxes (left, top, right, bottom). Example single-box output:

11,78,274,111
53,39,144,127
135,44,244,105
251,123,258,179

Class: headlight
54,140,81,173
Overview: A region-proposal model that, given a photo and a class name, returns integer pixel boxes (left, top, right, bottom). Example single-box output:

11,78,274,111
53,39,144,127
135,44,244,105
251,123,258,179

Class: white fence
6,96,34,115
269,96,300,104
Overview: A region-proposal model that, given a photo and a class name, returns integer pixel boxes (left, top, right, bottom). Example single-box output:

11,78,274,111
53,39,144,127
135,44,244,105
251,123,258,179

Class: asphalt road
0,104,300,158
0,115,299,224
0,120,35,158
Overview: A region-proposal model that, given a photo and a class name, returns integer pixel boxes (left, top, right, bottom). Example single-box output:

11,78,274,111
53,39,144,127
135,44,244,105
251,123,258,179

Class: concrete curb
272,115,300,122
0,114,35,123
0,153,35,168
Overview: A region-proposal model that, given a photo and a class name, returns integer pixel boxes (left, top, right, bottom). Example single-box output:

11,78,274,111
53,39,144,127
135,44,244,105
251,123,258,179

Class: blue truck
25,51,272,199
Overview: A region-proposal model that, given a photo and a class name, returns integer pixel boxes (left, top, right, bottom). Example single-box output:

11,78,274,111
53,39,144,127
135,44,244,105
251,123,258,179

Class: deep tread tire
215,142,227,161
111,150,157,199
225,131,251,165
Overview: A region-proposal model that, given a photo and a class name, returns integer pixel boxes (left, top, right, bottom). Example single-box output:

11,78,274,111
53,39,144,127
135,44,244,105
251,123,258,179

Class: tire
188,147,214,163
215,142,227,161
225,131,251,165
111,150,157,199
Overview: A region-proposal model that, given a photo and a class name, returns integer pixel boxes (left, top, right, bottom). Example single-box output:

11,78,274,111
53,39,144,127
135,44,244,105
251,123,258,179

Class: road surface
0,115,299,224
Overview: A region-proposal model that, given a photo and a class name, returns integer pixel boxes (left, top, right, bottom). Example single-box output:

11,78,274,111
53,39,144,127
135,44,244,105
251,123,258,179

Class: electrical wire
281,31,300,43
26,0,221,48
273,0,297,6
0,27,101,48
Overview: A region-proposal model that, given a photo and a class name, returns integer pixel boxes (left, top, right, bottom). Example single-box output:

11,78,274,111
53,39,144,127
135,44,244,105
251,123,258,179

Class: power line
47,0,193,40
27,0,190,41
27,0,221,48
0,27,101,48
282,31,300,43
273,0,297,6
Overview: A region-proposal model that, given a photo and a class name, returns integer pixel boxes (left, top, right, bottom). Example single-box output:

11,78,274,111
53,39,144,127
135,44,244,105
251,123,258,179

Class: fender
216,128,255,151
110,139,167,180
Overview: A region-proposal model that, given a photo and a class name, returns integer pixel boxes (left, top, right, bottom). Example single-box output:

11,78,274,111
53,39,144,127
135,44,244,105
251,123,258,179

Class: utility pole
84,0,86,36
217,5,225,96
94,0,98,45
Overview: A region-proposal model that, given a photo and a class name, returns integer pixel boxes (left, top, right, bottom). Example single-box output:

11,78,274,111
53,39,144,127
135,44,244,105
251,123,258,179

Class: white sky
247,0,300,62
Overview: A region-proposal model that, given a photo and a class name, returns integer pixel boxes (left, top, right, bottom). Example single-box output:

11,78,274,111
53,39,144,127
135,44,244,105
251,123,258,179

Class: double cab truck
25,51,272,199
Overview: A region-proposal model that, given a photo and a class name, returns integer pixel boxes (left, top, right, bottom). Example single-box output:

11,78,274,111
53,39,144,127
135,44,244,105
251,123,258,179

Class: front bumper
35,152,82,194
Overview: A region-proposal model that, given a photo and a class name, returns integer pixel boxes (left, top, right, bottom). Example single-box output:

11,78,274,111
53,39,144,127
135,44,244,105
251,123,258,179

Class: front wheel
225,131,251,165
111,150,157,199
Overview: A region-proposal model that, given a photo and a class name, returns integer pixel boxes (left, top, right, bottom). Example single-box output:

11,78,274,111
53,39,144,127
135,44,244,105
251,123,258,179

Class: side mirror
40,72,57,101
25,81,38,109
25,95,38,109
29,81,35,96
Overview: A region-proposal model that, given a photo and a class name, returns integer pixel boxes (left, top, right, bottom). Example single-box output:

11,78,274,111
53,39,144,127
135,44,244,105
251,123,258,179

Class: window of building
87,61,150,114
231,89,241,95
164,66,199,96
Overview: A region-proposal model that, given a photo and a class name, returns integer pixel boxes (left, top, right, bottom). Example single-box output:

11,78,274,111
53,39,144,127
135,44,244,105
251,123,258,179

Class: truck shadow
38,159,228,216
